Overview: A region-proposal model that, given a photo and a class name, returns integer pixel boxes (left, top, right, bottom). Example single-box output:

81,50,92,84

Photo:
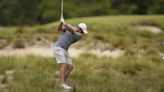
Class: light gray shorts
53,46,72,65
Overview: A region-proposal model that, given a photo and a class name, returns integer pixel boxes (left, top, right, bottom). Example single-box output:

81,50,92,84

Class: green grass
0,55,164,92
54,15,164,30
0,15,164,92
0,15,164,50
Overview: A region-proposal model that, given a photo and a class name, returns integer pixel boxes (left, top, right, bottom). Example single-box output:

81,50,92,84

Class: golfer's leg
60,63,67,84
65,64,73,82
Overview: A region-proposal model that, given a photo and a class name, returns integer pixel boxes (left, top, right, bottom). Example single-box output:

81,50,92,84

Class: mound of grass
0,56,58,92
0,15,164,51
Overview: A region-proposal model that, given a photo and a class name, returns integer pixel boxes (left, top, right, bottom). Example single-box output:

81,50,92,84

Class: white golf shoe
61,83,72,90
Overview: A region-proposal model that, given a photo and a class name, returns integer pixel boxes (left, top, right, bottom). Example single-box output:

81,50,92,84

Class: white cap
78,23,88,34
162,56,164,60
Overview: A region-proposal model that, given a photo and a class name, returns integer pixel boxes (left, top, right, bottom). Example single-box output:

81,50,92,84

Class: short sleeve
73,32,83,42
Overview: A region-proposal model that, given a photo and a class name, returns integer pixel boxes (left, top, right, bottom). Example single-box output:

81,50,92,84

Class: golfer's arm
57,23,63,31
64,24,75,35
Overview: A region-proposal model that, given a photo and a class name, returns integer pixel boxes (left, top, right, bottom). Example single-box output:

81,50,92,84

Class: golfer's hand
60,17,65,25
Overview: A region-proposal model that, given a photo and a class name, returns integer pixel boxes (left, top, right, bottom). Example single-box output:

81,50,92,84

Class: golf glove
60,17,65,24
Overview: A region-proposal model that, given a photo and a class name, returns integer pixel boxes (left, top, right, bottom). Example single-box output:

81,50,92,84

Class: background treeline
0,0,164,26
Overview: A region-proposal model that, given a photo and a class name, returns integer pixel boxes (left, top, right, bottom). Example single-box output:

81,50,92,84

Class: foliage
0,0,163,26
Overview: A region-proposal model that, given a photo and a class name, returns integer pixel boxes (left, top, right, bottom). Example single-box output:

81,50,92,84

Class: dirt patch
0,47,125,58
0,47,53,57
131,21,163,33
89,49,124,58
133,25,163,33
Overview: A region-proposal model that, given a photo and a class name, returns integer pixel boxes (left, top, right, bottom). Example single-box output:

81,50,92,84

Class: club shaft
61,0,63,18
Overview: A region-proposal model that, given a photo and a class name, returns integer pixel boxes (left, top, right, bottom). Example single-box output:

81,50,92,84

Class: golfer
53,18,88,89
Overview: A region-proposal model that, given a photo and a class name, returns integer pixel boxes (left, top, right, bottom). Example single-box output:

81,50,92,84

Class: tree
0,0,163,26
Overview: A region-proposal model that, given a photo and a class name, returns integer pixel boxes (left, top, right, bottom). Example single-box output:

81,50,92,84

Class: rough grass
0,15,164,92
0,55,164,92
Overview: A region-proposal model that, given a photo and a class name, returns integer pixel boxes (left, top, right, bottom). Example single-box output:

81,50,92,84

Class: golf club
60,0,64,22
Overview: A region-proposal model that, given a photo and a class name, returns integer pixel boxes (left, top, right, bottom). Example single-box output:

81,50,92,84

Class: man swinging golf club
53,16,88,89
